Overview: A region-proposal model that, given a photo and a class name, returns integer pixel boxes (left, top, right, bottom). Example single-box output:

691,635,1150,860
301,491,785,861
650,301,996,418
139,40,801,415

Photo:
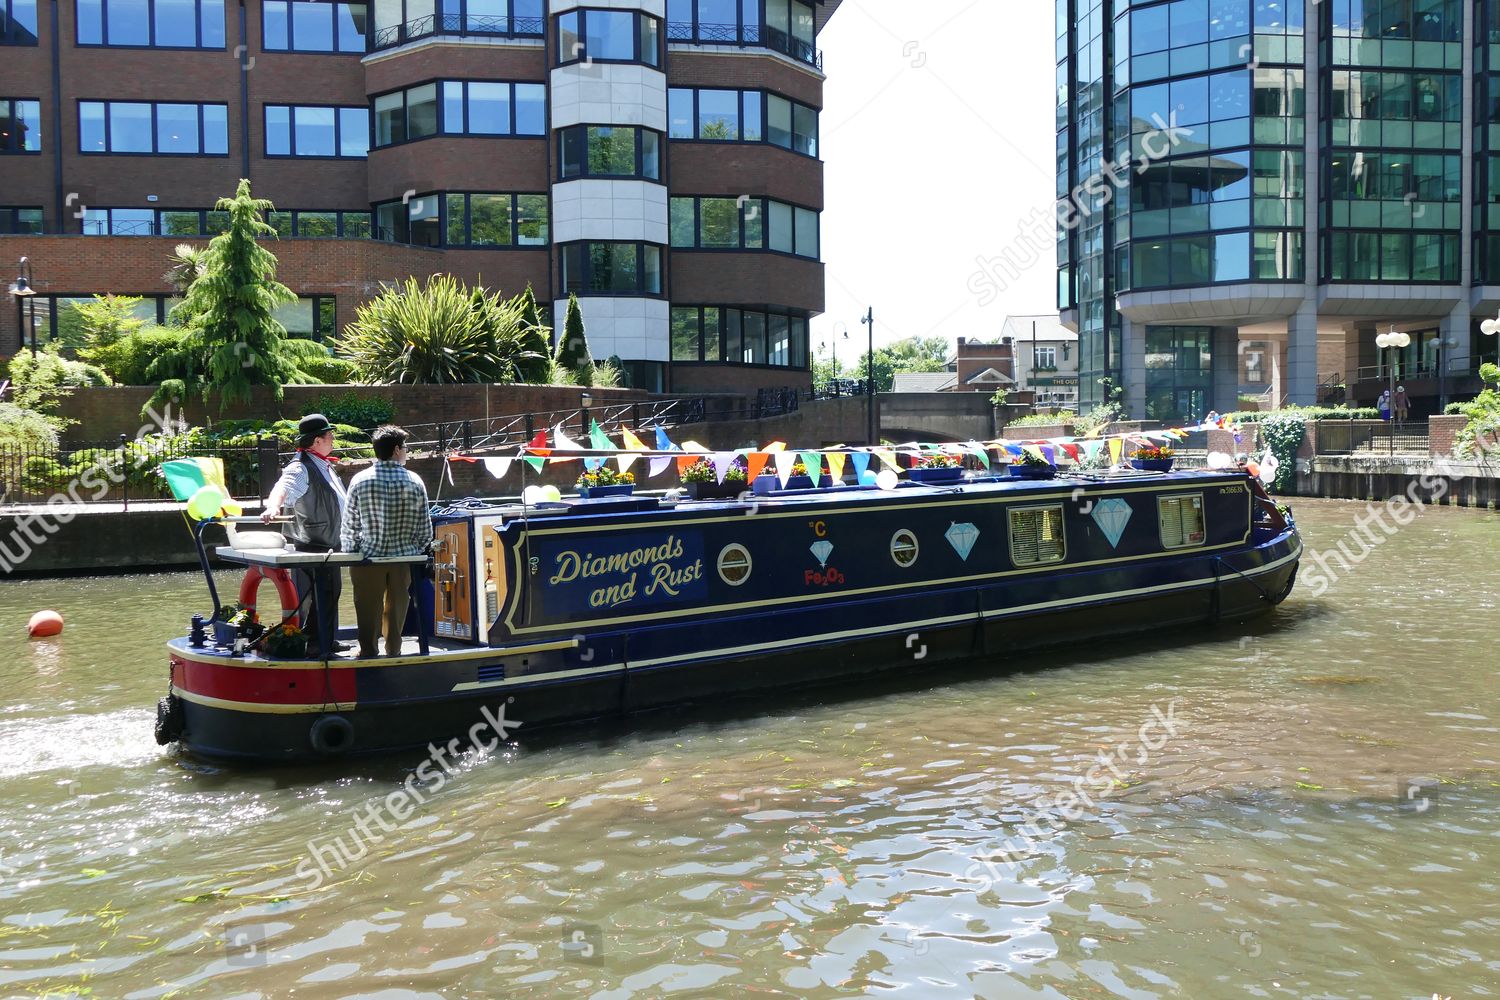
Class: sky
811,1,1057,361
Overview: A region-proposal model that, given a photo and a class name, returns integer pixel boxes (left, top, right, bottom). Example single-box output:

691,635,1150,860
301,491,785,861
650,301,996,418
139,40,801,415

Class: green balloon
540,485,563,503
187,485,225,520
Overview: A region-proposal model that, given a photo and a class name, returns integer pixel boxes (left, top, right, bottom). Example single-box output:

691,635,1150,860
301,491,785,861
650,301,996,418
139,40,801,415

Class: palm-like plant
335,275,550,384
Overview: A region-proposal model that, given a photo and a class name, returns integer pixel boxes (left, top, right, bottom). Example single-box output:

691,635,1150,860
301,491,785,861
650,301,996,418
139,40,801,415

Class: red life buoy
239,566,300,625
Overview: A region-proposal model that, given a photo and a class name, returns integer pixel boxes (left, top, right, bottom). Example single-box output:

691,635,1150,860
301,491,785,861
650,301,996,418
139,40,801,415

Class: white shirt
272,451,348,510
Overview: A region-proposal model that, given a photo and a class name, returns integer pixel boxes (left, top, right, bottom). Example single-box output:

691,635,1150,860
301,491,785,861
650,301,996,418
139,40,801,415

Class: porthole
890,529,919,568
717,543,752,586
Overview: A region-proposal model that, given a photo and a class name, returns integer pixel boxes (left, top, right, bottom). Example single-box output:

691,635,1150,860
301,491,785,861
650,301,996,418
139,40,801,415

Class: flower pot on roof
908,452,965,484
576,467,636,498
682,459,747,500
1128,446,1175,472
752,460,832,494
1008,452,1057,479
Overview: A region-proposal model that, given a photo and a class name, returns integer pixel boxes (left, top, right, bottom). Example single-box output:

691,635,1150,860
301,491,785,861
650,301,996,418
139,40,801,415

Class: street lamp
820,322,849,394
860,306,875,445
1374,327,1411,453
7,257,36,357
579,390,593,437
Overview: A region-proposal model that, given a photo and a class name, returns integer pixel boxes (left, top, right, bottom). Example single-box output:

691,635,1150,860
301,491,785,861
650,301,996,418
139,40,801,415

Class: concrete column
1211,325,1240,415
1269,335,1287,406
1121,315,1147,419
1287,301,1319,406
1441,302,1473,391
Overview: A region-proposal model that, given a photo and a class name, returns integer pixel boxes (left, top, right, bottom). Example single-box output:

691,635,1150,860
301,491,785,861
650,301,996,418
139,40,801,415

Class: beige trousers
349,563,412,658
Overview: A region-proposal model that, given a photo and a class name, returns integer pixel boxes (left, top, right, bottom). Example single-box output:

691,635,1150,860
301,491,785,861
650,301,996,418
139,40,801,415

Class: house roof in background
1002,314,1077,343
965,368,1015,385
891,372,959,393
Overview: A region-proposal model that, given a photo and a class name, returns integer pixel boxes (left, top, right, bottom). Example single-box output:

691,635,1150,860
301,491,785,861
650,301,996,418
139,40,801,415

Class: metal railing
371,14,544,51
666,20,822,68
0,436,266,507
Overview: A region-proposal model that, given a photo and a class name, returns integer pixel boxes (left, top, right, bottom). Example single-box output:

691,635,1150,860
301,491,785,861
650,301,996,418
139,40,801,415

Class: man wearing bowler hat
262,413,349,653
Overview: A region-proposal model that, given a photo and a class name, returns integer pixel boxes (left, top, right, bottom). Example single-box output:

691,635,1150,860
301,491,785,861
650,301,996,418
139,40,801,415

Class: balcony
666,20,822,70
371,14,544,53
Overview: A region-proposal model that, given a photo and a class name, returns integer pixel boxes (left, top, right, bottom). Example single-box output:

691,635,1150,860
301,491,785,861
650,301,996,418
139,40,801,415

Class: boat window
1158,494,1207,549
1009,506,1066,566
890,529,919,568
717,543,752,586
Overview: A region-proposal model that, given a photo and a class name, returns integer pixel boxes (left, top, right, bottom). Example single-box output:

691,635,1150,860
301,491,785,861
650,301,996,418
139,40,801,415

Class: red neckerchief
298,447,340,464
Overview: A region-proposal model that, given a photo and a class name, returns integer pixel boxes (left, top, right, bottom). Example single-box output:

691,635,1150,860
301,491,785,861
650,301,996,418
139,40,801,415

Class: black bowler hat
298,413,334,438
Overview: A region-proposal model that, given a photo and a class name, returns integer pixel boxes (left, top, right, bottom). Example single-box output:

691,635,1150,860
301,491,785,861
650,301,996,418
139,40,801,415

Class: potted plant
1129,445,1175,472
1008,451,1057,480
752,460,832,494
258,621,307,660
908,453,965,485
576,466,636,498
211,602,256,646
681,458,748,500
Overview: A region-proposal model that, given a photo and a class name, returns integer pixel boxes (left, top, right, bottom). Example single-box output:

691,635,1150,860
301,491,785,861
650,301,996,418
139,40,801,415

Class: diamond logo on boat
810,540,834,567
945,522,979,561
1091,498,1132,548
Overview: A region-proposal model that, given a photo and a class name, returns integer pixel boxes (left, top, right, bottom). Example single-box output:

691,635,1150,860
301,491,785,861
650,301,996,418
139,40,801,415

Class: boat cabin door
433,523,473,641
480,525,509,644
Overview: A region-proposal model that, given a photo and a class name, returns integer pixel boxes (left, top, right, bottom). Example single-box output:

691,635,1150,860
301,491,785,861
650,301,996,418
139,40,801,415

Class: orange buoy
27,610,64,638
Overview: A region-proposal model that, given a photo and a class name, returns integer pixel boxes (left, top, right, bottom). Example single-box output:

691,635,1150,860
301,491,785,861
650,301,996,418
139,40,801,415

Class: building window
443,192,548,246
557,8,660,67
373,80,544,147
76,0,225,48
0,206,43,233
78,101,228,155
668,87,817,155
666,0,817,67
669,196,819,259
1158,494,1206,549
1034,346,1057,370
560,242,664,296
263,1,367,52
1009,506,1066,567
79,207,237,235
370,0,544,50
272,295,338,340
374,192,546,247
265,105,369,158
0,98,41,152
264,209,373,238
670,305,808,367
1327,230,1458,283
558,125,661,181
890,529,919,568
2,0,38,44
717,543,752,586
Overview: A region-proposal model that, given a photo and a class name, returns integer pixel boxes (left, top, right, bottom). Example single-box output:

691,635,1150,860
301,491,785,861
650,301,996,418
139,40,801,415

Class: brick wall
55,382,658,439
1429,414,1467,457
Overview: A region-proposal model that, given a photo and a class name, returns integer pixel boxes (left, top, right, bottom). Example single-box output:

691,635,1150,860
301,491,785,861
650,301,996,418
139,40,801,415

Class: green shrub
555,293,595,386
1007,412,1075,428
1450,389,1500,459
309,390,396,429
84,328,188,385
298,356,359,384
7,350,112,424
1445,401,1468,415
1261,412,1307,494
1226,405,1378,423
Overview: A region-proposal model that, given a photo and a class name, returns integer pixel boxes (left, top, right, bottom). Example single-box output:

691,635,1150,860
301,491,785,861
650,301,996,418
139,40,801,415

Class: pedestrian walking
341,425,434,659
1394,385,1411,423
1378,389,1392,422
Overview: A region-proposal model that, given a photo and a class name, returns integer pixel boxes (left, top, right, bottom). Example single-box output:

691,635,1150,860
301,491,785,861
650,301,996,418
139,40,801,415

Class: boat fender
154,695,184,745
309,714,355,755
239,566,300,625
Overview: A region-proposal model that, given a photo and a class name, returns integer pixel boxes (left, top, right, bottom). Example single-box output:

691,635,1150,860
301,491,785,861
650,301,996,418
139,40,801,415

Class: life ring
239,566,300,625
309,714,355,755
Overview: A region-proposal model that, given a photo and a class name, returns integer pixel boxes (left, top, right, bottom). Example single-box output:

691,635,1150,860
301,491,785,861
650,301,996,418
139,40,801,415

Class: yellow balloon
540,485,563,503
187,485,225,520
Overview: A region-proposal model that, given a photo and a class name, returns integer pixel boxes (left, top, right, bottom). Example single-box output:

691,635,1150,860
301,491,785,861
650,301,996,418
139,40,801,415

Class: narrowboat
155,465,1300,762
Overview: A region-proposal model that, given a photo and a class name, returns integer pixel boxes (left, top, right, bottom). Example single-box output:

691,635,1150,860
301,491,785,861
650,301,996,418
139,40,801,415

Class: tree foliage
146,180,303,411
335,274,552,385
849,336,950,393
555,294,595,386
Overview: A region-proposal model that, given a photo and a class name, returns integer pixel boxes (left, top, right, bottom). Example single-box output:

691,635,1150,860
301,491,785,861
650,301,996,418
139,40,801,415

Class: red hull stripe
172,656,357,706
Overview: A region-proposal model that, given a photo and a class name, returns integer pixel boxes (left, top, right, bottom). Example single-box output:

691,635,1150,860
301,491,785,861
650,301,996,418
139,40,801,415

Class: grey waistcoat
286,451,343,551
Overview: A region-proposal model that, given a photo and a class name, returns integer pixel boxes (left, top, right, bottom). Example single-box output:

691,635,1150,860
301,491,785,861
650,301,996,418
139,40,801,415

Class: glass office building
1057,0,1494,421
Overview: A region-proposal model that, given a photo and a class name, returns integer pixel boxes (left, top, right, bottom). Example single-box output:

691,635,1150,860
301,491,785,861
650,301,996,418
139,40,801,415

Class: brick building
0,0,838,395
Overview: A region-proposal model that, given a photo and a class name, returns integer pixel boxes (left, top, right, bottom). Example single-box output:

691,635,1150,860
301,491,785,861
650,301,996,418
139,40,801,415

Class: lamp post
860,306,875,446
7,257,36,357
1374,328,1411,454
820,322,848,395
1480,314,1500,364
579,390,592,437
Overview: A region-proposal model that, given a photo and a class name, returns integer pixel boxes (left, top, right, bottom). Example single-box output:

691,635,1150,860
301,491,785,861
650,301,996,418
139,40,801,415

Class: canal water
0,499,1497,999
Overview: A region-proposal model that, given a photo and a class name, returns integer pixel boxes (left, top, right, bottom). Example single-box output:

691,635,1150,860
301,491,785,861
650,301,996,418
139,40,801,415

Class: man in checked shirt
341,425,435,658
